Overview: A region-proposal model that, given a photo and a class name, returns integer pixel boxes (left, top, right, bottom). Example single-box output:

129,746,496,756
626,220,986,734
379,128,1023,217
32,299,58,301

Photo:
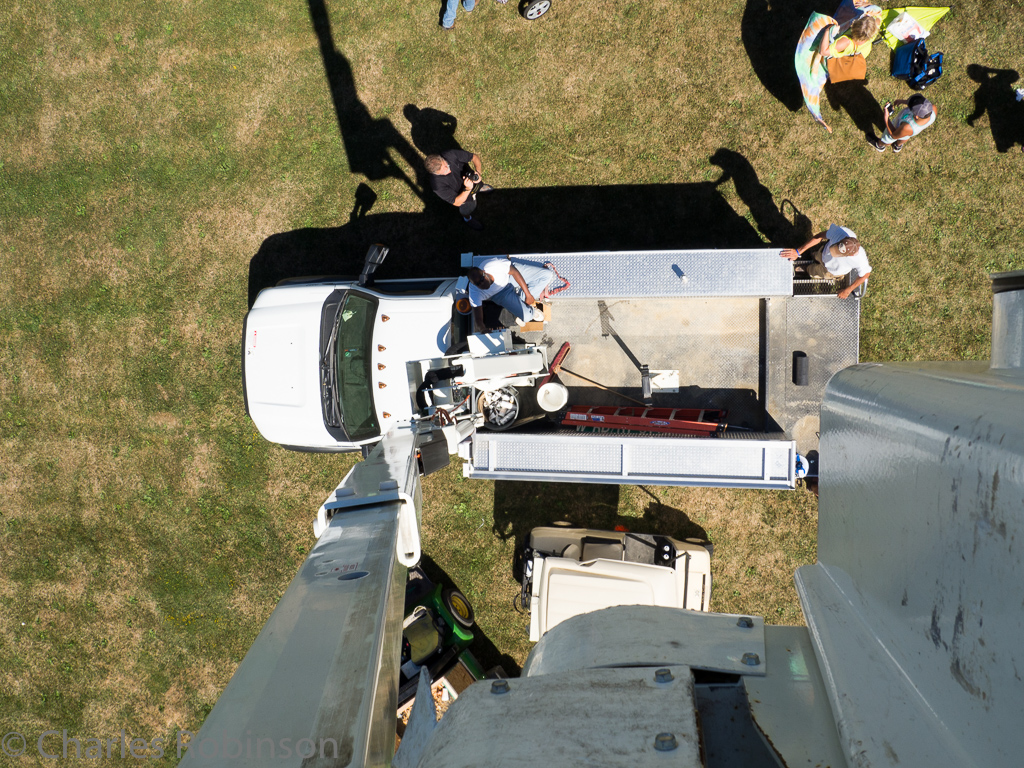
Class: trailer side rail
461,432,796,489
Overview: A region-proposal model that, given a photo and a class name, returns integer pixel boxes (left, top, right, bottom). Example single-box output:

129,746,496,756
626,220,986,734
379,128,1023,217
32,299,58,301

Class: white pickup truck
242,247,470,452
243,246,859,488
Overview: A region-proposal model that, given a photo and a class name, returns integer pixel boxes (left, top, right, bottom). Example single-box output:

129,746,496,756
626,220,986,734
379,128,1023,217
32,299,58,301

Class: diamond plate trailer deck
460,250,860,487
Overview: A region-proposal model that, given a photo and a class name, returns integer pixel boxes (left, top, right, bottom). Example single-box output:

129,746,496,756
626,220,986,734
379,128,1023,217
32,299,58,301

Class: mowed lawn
2,0,1022,761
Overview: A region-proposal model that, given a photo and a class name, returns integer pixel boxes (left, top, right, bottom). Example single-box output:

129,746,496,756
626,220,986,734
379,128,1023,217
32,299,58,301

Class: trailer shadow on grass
247,180,774,307
632,486,711,543
284,2,774,310
491,480,710,554
491,481,621,546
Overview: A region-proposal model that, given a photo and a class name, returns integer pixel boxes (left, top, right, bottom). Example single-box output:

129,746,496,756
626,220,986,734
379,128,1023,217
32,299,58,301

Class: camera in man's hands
461,164,482,197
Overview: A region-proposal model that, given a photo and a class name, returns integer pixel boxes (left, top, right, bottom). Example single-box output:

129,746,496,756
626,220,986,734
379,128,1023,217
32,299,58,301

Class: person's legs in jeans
442,0,475,27
488,283,531,321
509,260,555,300
442,0,459,27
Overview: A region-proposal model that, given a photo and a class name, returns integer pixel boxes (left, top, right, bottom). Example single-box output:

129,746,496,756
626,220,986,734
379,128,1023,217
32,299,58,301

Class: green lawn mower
398,567,483,707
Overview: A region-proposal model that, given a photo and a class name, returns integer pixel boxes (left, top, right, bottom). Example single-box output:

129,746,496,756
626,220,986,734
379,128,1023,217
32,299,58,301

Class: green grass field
2,0,1022,762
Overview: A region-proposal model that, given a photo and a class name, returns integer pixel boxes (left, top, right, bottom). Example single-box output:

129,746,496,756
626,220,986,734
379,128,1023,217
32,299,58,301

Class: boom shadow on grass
709,148,813,246
248,170,818,306
307,0,427,200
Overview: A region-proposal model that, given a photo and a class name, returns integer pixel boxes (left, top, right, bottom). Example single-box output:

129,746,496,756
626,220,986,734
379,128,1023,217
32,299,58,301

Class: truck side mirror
358,244,390,287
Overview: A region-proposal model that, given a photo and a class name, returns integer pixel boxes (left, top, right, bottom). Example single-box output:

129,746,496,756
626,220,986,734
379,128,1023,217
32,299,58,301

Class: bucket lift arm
179,427,422,767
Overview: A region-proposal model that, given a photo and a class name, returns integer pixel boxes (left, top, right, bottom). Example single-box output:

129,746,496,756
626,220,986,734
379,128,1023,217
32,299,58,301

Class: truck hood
244,282,460,450
370,296,455,430
244,297,335,448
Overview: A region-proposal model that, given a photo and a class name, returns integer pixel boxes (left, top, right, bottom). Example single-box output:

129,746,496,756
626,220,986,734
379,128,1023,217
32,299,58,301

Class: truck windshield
332,292,380,441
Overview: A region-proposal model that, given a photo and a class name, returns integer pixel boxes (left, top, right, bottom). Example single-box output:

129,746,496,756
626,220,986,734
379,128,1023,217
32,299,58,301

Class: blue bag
891,38,943,89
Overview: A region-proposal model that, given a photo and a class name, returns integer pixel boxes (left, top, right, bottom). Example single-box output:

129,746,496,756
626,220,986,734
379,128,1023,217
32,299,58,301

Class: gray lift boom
184,271,1024,767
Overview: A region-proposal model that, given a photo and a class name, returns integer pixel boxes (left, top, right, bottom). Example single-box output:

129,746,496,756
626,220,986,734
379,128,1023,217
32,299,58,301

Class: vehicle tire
520,0,551,20
512,546,523,582
442,588,475,629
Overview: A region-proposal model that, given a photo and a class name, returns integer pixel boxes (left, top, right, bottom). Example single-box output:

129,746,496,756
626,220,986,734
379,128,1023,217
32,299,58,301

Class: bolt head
490,679,510,694
654,733,678,752
737,616,754,628
653,668,673,683
741,652,761,666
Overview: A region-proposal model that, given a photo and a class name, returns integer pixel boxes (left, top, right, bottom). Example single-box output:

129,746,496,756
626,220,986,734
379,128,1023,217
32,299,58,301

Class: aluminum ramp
461,249,793,298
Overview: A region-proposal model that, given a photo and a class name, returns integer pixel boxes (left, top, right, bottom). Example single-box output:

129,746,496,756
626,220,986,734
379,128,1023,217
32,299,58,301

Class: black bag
891,38,943,90
909,50,943,90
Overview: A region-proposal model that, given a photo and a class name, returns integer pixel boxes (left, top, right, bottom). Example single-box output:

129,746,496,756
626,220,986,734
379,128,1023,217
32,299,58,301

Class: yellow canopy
881,6,951,49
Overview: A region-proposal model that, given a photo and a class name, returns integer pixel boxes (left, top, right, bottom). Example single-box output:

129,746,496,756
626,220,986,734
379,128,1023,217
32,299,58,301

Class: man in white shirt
780,224,871,300
467,257,555,330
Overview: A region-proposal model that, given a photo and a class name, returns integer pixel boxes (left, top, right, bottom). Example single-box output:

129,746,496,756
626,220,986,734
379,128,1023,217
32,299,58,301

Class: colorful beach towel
796,13,838,130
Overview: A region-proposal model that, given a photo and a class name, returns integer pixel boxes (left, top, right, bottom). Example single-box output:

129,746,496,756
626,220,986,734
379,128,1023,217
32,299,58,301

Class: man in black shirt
425,149,493,231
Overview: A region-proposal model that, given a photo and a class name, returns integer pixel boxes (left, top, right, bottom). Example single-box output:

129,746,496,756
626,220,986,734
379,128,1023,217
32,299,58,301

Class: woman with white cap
874,94,937,153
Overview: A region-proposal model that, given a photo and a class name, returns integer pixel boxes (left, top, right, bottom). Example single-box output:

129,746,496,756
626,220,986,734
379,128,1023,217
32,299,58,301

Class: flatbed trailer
455,249,859,488
243,245,859,490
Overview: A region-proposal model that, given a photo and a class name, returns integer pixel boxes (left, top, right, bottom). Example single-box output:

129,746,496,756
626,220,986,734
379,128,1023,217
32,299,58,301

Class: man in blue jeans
442,0,475,29
468,257,556,330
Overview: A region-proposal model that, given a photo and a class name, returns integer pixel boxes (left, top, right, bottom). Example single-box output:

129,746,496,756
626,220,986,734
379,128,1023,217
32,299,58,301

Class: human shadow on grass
307,0,427,199
824,80,885,141
633,486,711,543
966,65,1024,153
403,105,464,156
742,0,831,112
417,554,521,677
247,176,774,306
710,148,813,246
